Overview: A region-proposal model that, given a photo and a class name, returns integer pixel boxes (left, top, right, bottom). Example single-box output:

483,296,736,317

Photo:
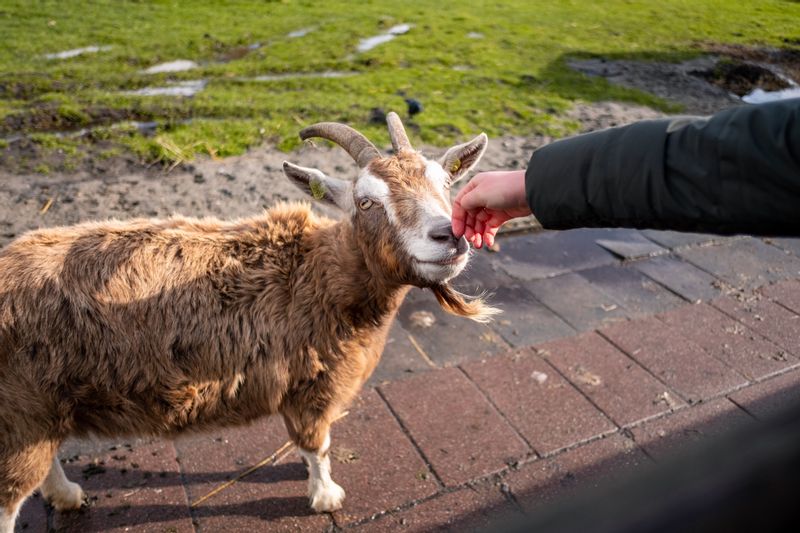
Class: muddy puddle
570,45,800,114
742,86,800,104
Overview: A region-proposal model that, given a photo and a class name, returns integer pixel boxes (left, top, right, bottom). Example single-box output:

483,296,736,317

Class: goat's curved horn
300,122,381,168
386,111,413,153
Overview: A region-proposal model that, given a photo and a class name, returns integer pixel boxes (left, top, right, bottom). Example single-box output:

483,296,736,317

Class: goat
0,112,496,531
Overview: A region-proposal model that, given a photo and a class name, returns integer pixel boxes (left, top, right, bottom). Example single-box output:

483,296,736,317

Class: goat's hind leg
283,412,345,512
0,441,59,533
39,455,85,511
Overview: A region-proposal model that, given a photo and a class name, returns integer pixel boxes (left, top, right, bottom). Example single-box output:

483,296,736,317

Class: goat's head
283,112,498,322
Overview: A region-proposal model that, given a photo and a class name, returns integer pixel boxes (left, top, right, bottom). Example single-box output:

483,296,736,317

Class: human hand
451,170,531,248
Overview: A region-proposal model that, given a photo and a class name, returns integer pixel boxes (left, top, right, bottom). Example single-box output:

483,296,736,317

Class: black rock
368,107,387,124
404,97,423,117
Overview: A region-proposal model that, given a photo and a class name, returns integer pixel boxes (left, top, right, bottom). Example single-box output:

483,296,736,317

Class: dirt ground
0,101,666,248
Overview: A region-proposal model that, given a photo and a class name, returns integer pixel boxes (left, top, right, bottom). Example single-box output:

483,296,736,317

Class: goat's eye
358,198,374,210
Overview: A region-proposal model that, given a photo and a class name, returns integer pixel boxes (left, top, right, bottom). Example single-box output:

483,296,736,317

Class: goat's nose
428,219,457,244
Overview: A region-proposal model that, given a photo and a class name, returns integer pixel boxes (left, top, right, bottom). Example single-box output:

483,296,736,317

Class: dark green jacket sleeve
525,99,800,235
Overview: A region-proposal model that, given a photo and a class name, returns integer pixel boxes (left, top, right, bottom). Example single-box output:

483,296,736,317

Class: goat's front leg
298,431,345,512
283,412,345,512
39,456,85,511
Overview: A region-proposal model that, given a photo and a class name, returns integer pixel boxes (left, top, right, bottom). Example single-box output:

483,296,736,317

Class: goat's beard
430,283,501,323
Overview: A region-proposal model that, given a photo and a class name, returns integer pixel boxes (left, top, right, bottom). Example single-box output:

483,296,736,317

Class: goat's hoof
309,481,345,513
44,481,86,511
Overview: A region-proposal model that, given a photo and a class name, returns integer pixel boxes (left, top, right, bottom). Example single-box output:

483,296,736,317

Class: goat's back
0,203,329,437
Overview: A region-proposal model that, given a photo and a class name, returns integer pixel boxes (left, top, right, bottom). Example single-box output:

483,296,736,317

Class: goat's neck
305,221,409,329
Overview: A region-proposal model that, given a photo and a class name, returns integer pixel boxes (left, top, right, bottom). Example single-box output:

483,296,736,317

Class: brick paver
526,273,628,331
56,439,194,533
537,332,684,427
396,289,510,367
378,367,529,487
593,229,666,259
496,229,618,281
452,246,516,293
761,279,800,314
15,492,48,533
712,295,800,356
768,237,800,257
356,484,516,533
175,416,331,532
485,284,576,347
330,390,438,526
462,348,616,456
369,322,432,386
505,435,652,514
579,264,685,317
728,369,800,421
629,398,754,460
601,315,747,404
633,255,722,303
657,303,797,381
678,238,800,290
640,230,720,249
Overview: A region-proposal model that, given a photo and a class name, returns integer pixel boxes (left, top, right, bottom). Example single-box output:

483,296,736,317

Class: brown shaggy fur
0,203,412,515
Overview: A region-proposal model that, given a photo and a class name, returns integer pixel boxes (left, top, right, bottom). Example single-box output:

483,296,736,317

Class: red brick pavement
15,234,800,532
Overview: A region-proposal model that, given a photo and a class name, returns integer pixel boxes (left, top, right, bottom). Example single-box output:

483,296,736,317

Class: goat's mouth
416,253,468,266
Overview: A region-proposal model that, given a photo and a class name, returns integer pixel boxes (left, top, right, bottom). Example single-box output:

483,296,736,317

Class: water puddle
125,80,207,97
44,45,111,60
288,27,315,38
247,71,358,81
1,120,162,144
142,60,198,74
356,23,412,53
742,86,800,104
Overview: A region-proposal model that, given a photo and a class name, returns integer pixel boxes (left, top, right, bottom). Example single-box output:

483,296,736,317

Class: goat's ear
283,161,352,210
438,133,488,185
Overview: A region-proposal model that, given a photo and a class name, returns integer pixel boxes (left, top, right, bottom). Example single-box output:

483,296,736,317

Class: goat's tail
430,284,501,324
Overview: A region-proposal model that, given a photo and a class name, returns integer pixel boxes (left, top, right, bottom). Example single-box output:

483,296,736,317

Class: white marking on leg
0,503,20,533
299,433,345,512
39,456,85,511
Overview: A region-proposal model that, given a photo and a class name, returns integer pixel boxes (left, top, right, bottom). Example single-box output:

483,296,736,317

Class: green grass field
1,0,798,168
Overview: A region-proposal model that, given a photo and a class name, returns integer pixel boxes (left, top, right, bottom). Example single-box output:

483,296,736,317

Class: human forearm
525,99,800,235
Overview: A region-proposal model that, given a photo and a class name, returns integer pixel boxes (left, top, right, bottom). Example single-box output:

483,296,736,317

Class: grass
1,0,798,168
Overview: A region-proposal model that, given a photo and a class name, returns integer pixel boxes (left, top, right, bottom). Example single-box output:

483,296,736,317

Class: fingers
451,203,466,237
465,210,476,240
474,213,486,240
475,211,511,249
485,226,501,248
452,179,479,238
